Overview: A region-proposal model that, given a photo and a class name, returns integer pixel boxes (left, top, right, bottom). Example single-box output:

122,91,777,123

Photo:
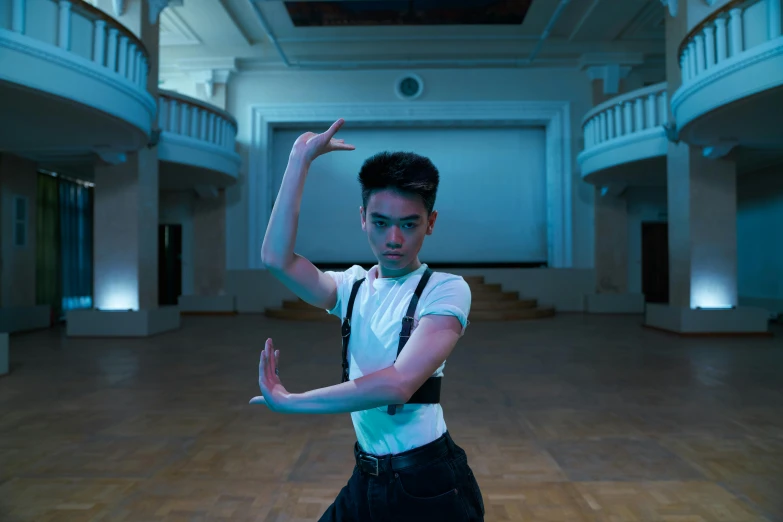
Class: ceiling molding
660,0,678,17
579,52,645,68
113,0,126,17
159,6,200,46
164,0,665,73
160,57,238,98
148,0,182,25
568,0,602,41
617,0,666,41
585,64,633,94
579,53,643,94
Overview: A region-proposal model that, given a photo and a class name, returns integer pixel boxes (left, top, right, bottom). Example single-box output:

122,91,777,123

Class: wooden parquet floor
0,314,781,522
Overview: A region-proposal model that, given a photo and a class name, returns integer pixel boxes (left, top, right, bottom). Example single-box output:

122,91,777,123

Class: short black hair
357,151,439,216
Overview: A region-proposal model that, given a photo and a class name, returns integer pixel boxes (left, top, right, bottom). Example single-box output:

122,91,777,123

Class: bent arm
282,315,463,415
283,366,406,414
261,154,309,268
261,155,337,310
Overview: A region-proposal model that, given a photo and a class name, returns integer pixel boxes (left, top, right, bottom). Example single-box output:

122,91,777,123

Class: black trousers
318,431,485,522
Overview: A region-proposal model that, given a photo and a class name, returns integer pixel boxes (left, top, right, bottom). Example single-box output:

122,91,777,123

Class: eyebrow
370,212,421,221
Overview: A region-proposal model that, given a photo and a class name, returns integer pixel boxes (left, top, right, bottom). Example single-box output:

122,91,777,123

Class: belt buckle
359,454,379,476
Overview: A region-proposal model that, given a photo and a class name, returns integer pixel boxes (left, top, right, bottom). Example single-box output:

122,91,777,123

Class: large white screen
270,125,547,264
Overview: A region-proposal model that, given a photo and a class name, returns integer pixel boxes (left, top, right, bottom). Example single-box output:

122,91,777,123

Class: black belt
353,433,451,476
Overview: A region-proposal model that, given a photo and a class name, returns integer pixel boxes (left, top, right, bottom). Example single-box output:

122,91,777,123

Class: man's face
360,189,437,274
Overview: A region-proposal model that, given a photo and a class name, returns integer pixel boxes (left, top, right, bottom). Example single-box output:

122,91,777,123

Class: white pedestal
0,333,8,376
65,307,181,337
178,295,236,313
645,304,770,335
0,306,51,333
584,293,646,314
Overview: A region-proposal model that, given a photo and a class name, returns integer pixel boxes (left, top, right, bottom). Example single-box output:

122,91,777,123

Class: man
253,119,485,521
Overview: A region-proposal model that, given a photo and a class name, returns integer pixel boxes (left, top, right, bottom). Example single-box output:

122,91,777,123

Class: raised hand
250,338,290,412
290,118,355,164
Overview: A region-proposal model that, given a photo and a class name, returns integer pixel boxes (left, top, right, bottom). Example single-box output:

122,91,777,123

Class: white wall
626,186,668,294
0,153,37,308
159,190,194,296
737,165,783,313
226,68,595,271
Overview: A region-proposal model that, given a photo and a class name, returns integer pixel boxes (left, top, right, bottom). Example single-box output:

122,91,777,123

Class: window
13,196,27,247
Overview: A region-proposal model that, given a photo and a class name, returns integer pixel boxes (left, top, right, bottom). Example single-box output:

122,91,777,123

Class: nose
386,226,403,247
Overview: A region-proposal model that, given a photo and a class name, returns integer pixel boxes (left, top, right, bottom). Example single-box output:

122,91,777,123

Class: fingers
329,139,355,151
262,339,280,379
324,118,345,140
260,339,274,378
249,396,266,405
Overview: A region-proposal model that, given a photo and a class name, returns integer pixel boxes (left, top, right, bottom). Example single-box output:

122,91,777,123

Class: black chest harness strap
341,267,442,415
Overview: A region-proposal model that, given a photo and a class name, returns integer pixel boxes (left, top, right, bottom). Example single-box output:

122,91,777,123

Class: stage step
265,275,554,322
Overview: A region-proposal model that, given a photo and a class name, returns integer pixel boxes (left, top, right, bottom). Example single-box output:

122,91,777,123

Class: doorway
641,222,669,303
158,224,182,306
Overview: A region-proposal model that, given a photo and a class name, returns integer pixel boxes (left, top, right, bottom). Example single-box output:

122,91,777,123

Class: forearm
260,154,310,267
285,366,408,414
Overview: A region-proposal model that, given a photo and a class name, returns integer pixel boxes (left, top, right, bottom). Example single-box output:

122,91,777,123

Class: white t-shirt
324,263,471,456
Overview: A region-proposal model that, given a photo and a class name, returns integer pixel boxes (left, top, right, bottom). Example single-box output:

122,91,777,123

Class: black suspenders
340,267,442,415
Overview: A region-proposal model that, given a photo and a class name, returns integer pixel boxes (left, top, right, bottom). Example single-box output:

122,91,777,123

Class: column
193,190,227,296
69,0,180,336
193,84,232,308
643,4,768,334
594,191,629,294
666,143,737,310
93,149,159,311
584,77,645,314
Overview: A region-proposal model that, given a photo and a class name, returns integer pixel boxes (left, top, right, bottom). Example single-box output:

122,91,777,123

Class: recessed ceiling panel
283,0,533,27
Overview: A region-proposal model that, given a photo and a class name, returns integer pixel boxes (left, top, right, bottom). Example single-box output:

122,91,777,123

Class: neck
377,258,422,278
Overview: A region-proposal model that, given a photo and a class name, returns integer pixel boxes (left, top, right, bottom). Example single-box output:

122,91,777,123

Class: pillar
193,189,226,296
93,149,159,311
167,71,235,313
67,0,180,336
583,74,645,313
594,190,628,294
643,0,768,334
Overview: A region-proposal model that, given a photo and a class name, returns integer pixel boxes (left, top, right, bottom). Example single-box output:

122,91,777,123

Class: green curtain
36,173,60,313
59,178,93,311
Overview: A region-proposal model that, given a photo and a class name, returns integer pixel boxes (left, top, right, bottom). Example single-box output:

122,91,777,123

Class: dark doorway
641,222,669,303
158,224,182,306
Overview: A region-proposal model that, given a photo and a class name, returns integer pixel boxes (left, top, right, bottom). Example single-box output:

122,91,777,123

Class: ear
360,206,366,232
426,210,437,235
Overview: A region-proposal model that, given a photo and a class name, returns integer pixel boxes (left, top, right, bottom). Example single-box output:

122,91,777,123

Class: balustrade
679,0,782,84
581,83,669,152
158,91,238,154
4,0,150,90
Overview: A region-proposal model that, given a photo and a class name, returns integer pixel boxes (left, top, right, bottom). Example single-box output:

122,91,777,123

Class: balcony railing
4,0,150,91
582,82,669,153
679,0,782,86
158,90,238,155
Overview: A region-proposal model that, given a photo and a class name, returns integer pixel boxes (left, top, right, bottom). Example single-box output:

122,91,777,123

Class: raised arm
260,119,355,310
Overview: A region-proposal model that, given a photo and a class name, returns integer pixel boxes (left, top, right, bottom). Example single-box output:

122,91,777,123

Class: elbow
395,376,414,404
260,251,282,270
395,387,411,404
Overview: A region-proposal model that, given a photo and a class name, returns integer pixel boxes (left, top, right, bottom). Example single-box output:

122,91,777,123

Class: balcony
671,0,783,157
0,0,156,162
577,82,670,188
157,90,241,190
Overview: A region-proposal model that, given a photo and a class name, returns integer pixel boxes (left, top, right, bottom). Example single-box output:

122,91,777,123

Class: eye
373,221,386,227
